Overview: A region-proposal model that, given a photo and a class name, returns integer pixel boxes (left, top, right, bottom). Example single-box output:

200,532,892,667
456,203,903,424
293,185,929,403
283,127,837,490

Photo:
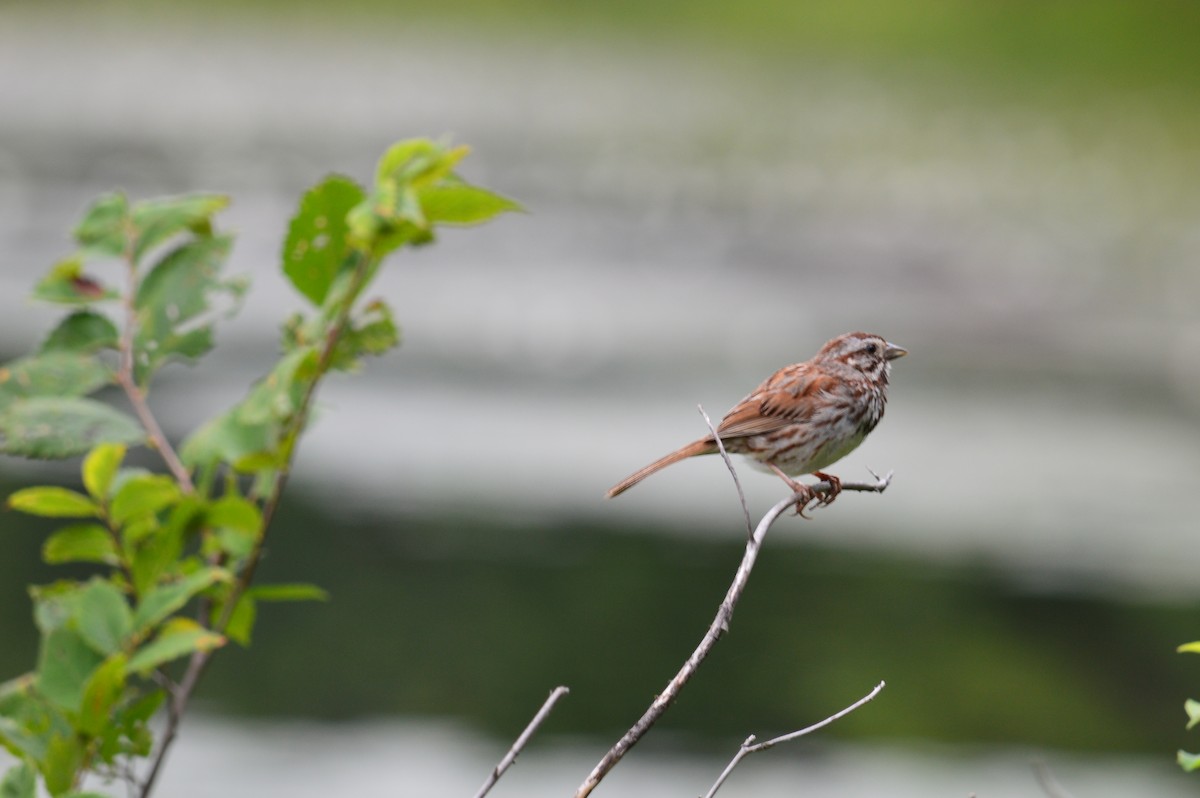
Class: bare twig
573,492,793,798
474,686,570,798
702,681,886,798
574,469,891,798
698,404,752,539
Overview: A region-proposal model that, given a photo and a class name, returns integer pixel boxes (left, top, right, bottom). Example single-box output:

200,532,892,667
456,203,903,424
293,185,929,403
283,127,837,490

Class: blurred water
0,715,1187,798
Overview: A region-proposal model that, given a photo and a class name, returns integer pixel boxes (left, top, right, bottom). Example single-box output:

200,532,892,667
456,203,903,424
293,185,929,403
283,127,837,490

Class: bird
606,332,906,511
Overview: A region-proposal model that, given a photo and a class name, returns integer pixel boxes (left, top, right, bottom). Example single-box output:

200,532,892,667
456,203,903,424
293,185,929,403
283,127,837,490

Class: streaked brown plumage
606,332,906,507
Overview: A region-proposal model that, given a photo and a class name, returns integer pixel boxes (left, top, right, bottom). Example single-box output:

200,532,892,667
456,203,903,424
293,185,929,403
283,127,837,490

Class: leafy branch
0,138,518,798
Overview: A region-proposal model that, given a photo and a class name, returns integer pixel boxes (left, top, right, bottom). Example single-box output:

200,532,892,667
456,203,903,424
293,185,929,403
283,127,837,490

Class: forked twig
702,681,886,798
474,686,570,798
574,469,892,798
698,404,752,538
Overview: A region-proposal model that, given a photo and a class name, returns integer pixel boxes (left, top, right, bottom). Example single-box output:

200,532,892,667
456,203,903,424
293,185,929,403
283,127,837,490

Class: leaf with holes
0,397,144,459
133,234,243,385
283,176,365,306
0,353,113,410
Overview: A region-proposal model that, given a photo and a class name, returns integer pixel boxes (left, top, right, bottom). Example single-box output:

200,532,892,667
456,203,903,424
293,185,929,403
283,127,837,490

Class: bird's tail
605,438,717,498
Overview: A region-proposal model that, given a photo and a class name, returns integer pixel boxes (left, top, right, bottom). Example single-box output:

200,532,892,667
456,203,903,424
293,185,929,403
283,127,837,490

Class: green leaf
0,692,49,761
39,311,120,355
283,176,365,305
0,676,61,762
83,443,126,502
203,495,262,561
31,584,80,636
129,520,186,598
78,654,126,737
0,762,35,798
206,495,261,532
1178,642,1200,654
180,347,319,469
221,594,256,646
0,352,113,409
133,567,229,635
417,183,522,226
32,259,117,306
133,234,241,384
42,525,118,566
374,139,466,187
0,397,145,459
7,487,99,519
42,732,84,797
73,579,133,656
130,193,229,261
330,299,400,372
249,583,329,602
109,474,180,526
1180,750,1200,771
36,629,104,713
1188,698,1200,730
127,618,224,674
73,192,129,257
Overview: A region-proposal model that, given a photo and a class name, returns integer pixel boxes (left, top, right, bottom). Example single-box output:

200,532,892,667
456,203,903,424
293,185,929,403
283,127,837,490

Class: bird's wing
716,365,842,438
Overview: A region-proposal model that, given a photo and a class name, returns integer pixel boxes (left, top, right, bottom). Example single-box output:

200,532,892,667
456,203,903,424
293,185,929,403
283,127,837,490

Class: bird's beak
884,342,907,360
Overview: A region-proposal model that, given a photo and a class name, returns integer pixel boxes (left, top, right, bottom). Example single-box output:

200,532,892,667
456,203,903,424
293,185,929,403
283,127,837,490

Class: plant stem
117,233,194,494
137,251,375,798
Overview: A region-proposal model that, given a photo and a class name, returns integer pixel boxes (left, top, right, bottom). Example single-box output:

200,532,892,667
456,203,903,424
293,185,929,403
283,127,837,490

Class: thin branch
573,469,892,798
698,404,751,539
474,686,570,798
116,243,194,494
573,492,793,798
138,252,375,798
702,681,886,798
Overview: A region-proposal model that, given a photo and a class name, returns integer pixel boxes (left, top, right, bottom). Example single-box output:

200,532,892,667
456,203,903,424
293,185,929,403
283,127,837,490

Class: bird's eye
863,343,878,355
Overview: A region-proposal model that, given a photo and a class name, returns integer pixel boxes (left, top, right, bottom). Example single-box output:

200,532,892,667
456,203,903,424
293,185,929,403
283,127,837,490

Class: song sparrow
606,332,906,511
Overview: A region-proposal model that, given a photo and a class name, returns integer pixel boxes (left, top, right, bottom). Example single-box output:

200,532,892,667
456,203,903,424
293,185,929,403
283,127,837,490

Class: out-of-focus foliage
0,139,516,797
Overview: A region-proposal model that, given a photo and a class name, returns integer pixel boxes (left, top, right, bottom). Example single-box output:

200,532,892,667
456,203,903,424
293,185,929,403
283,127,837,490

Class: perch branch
702,680,886,798
474,686,570,798
573,469,891,798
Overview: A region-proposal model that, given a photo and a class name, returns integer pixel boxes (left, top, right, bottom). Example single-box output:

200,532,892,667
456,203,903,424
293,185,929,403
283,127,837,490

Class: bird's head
819,332,907,382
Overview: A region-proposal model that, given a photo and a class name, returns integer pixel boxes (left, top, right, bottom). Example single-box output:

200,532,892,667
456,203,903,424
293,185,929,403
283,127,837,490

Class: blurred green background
2,1,1199,795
